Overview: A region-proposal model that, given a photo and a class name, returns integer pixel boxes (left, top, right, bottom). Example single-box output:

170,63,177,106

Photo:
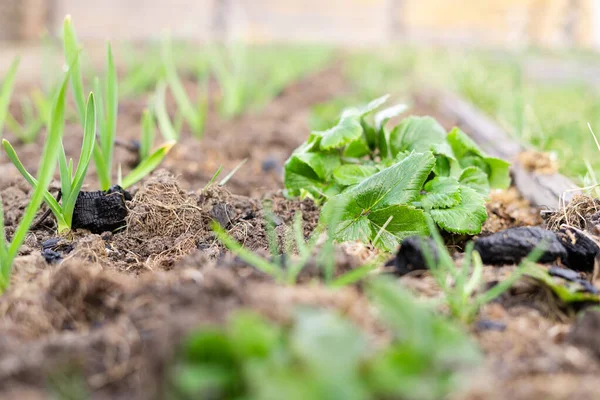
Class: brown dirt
517,150,559,175
2,57,600,400
482,188,543,234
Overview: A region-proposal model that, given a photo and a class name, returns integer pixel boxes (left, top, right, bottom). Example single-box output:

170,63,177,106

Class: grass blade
162,39,202,135
218,158,247,186
140,108,155,160
103,43,118,188
121,140,175,189
62,15,86,126
2,139,62,219
5,62,72,265
63,93,96,226
212,221,282,280
329,263,378,288
154,82,178,141
0,199,8,279
58,143,71,202
0,57,19,137
93,76,111,190
204,165,223,189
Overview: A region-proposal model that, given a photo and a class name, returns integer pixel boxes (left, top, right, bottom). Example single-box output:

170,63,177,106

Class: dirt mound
0,260,374,399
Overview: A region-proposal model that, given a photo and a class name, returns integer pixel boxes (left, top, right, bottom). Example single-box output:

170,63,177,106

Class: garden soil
0,61,599,399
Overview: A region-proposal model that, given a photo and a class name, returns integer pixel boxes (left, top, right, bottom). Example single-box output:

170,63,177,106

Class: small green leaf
419,177,461,209
388,116,446,156
318,95,389,150
459,166,490,196
317,113,363,150
343,134,371,158
447,128,511,189
485,156,511,189
429,187,487,234
333,164,378,186
284,152,340,197
375,103,408,131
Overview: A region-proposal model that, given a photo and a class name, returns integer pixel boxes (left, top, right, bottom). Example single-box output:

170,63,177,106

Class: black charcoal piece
42,248,62,264
71,186,130,234
556,227,599,272
473,227,567,266
548,266,581,281
475,319,506,332
393,236,439,276
210,203,235,228
41,237,61,250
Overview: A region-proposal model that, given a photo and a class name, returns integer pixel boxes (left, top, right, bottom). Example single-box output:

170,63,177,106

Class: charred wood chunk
72,186,130,234
210,203,235,228
548,266,581,281
473,227,567,266
556,227,599,272
393,236,439,276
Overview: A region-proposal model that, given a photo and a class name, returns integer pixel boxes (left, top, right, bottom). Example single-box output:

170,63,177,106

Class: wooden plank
419,90,579,209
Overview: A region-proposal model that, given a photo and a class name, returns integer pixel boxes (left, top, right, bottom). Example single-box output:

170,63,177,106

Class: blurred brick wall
0,0,50,41
402,0,595,47
2,0,596,47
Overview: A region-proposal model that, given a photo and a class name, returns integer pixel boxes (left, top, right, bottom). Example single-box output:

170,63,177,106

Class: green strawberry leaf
418,177,461,209
318,95,390,150
459,166,490,196
284,152,340,197
333,164,379,186
447,128,511,189
369,205,429,252
323,152,435,250
388,116,446,156
429,187,487,234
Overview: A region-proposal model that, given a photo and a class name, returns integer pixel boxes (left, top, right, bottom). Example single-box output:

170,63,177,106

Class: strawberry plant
284,95,510,251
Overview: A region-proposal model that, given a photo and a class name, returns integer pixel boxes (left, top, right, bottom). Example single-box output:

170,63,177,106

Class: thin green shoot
204,165,223,190
207,42,249,118
64,16,172,190
62,15,86,126
119,140,176,189
0,57,20,138
140,108,155,160
212,221,284,281
218,159,247,186
5,96,45,143
154,81,178,141
113,89,175,189
162,37,207,138
213,210,346,285
0,67,70,291
5,92,95,233
3,62,93,233
421,218,545,324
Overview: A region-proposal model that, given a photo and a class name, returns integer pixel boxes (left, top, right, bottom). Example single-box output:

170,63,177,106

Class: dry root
547,194,600,231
